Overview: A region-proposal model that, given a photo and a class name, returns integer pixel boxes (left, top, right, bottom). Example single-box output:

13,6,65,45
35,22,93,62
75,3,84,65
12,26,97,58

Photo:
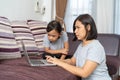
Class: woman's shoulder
93,40,101,45
89,40,104,49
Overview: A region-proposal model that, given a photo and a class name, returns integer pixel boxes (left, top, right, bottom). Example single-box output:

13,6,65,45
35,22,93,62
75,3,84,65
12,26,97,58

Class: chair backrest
67,33,120,56
67,32,81,56
97,34,120,56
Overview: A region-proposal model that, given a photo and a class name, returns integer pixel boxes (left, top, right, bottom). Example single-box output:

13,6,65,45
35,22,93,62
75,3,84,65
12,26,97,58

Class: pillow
11,21,39,55
27,20,47,54
0,16,21,59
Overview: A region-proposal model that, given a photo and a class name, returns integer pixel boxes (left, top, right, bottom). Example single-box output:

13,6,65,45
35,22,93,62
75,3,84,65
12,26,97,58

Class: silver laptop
21,40,56,66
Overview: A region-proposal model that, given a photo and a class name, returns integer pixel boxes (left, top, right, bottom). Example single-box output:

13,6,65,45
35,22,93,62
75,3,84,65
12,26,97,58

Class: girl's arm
44,47,68,54
60,41,69,59
44,41,69,55
44,47,62,54
60,54,66,60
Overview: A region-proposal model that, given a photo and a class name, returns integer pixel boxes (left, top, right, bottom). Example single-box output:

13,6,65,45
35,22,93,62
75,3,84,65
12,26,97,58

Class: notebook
21,40,56,66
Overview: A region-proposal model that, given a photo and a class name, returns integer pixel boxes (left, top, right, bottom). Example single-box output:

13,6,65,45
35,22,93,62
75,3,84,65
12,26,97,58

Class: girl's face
47,29,60,42
74,20,87,41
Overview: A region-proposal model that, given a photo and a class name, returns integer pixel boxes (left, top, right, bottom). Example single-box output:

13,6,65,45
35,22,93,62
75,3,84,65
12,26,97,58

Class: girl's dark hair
73,14,98,41
46,20,62,34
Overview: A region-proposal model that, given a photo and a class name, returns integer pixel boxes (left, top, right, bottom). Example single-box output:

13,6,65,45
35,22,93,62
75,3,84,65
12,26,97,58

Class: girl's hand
60,48,68,55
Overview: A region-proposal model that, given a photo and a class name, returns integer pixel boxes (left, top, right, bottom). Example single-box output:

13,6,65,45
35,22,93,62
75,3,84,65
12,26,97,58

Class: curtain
114,0,120,34
56,0,67,31
64,0,75,32
56,0,67,20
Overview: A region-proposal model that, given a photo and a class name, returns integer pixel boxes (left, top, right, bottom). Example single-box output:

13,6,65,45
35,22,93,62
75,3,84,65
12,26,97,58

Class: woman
46,14,111,80
43,20,69,60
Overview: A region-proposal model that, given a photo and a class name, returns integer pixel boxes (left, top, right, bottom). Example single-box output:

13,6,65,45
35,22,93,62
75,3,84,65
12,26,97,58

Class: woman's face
47,29,60,42
74,20,87,41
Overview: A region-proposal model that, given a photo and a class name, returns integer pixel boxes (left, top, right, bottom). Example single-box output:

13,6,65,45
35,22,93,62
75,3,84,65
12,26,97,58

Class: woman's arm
47,56,98,78
63,57,76,65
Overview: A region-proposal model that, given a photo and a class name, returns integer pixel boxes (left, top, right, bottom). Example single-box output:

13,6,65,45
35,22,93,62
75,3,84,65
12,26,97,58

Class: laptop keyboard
40,60,53,64
30,59,44,64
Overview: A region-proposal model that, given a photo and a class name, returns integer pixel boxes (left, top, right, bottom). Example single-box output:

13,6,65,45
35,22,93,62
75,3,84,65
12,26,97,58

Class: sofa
0,16,120,80
67,32,120,80
97,34,120,80
0,16,81,80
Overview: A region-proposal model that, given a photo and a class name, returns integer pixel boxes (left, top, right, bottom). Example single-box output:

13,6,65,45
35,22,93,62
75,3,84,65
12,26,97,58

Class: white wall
41,0,53,22
0,0,52,22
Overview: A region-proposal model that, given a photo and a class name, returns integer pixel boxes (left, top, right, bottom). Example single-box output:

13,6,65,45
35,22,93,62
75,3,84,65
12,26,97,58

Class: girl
43,20,69,60
46,14,111,80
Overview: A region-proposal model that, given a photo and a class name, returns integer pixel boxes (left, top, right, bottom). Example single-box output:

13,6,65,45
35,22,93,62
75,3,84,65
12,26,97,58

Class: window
64,0,96,32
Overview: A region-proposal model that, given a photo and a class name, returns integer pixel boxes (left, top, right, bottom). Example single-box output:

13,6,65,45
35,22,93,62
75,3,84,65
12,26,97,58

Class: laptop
21,40,56,66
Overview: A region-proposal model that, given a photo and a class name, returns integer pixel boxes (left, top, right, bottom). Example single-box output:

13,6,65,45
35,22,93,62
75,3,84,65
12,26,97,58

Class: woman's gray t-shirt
73,40,111,80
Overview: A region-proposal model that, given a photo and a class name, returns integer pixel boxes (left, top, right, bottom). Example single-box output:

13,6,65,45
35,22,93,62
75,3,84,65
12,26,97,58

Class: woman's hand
46,56,62,65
